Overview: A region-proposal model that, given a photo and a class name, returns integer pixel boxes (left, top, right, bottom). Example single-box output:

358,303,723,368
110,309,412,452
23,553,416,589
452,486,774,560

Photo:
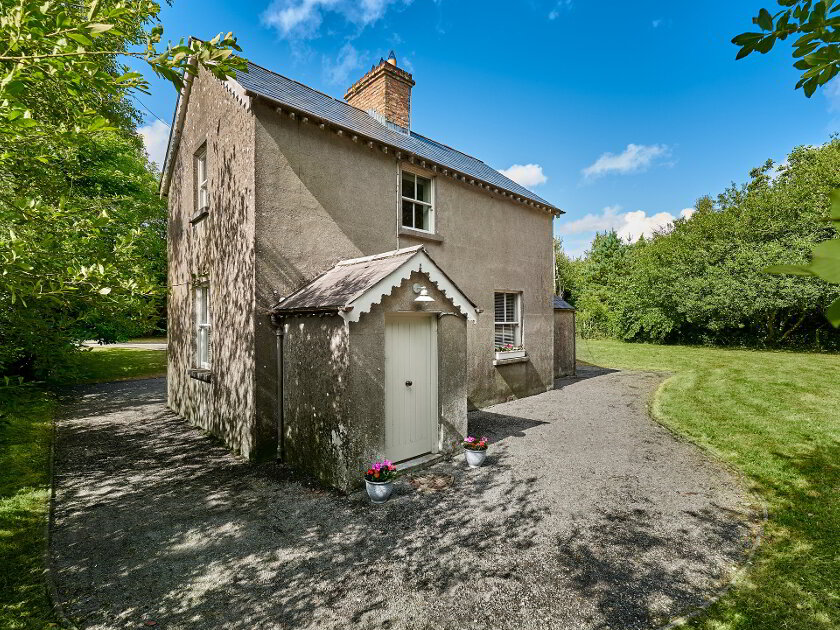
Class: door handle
405,380,413,386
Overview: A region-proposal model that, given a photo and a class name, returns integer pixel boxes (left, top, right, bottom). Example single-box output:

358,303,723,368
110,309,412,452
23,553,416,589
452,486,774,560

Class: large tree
0,1,245,379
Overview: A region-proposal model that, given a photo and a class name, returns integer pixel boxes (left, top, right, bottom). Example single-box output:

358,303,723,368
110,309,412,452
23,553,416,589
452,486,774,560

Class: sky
135,0,840,257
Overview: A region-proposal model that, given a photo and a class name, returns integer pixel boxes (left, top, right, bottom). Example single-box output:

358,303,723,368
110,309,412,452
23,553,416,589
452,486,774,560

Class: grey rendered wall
166,68,258,458
554,309,576,378
251,98,554,426
281,315,353,489
281,272,467,492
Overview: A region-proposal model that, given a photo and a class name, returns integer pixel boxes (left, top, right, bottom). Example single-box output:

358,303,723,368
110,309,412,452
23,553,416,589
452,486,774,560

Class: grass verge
1,348,166,628
577,339,839,630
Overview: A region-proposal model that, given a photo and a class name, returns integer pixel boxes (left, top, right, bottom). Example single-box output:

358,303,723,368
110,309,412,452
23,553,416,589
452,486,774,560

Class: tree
553,238,578,302
732,0,839,97
0,1,245,379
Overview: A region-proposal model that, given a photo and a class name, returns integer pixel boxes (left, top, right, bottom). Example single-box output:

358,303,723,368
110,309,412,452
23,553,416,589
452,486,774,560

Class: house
160,51,565,490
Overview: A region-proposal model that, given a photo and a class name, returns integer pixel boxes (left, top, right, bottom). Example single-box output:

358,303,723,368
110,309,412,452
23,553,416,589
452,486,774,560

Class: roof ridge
335,245,424,267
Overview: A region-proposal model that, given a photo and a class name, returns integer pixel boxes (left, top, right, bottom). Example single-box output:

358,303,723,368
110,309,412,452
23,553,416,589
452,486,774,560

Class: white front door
385,313,438,463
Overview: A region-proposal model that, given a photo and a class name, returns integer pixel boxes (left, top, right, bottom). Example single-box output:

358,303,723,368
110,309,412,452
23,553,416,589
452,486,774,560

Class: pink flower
464,436,476,443
373,462,382,471
383,459,392,467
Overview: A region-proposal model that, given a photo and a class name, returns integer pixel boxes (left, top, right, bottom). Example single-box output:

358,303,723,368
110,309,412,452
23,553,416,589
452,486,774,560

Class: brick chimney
344,50,414,130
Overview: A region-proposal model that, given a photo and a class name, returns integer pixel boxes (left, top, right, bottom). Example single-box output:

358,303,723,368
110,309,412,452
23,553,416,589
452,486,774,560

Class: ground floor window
195,283,211,369
494,292,522,349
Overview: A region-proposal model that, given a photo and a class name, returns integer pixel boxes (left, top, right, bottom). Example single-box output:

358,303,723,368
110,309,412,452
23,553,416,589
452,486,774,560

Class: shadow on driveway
51,372,759,630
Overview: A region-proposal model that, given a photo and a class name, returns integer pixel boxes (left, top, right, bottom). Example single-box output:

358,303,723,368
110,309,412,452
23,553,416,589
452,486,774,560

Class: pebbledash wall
166,69,260,458
281,272,467,490
168,67,555,469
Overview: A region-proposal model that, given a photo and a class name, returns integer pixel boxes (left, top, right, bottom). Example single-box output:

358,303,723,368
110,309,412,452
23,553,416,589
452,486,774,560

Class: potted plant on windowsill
364,460,398,503
463,436,489,468
494,344,526,361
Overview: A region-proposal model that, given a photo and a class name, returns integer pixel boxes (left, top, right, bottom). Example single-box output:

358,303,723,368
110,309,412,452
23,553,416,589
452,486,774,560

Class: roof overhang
273,246,478,324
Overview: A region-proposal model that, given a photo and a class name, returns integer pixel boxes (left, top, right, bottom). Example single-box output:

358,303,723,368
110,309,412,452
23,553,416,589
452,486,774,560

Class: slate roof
552,296,575,310
235,61,559,212
275,247,422,313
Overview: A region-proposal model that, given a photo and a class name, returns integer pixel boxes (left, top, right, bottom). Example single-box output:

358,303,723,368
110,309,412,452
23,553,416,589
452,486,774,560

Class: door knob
405,380,413,386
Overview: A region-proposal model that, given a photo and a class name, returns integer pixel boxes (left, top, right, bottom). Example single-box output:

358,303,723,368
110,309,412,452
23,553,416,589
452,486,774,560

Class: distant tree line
556,138,840,349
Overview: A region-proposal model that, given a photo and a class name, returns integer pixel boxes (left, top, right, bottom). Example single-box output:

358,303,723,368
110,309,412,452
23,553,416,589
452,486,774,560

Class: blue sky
136,0,840,257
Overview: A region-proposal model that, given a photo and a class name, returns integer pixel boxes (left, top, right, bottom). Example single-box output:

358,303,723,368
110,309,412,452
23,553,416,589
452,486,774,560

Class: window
494,292,522,348
195,284,211,369
195,146,208,213
401,169,434,232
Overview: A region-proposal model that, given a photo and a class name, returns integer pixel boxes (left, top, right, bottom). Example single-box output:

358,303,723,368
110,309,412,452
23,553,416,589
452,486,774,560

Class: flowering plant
462,436,489,451
495,343,524,353
364,459,398,482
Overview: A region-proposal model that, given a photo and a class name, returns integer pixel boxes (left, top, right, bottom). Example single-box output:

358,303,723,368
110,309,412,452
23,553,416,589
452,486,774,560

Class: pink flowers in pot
462,436,489,451
364,459,398,482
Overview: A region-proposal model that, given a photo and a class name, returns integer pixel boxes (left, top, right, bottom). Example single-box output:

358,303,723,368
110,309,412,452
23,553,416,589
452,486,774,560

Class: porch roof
273,246,478,323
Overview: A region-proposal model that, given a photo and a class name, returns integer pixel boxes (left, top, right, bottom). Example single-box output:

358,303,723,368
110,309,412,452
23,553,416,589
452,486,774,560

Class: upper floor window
195,145,208,213
195,283,211,369
494,292,522,349
401,169,434,232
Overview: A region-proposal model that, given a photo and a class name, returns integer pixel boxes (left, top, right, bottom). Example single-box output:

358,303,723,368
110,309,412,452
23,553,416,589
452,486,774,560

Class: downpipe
271,314,285,462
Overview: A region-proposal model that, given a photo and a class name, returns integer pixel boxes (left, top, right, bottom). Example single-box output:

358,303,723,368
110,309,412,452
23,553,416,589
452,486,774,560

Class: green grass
577,339,840,630
1,348,166,628
67,348,167,384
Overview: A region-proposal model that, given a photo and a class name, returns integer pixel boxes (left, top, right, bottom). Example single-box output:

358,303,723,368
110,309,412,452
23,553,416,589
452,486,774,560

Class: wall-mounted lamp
413,283,435,303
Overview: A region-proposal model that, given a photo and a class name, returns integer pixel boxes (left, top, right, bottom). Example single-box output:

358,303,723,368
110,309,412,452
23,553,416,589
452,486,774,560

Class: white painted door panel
385,314,438,462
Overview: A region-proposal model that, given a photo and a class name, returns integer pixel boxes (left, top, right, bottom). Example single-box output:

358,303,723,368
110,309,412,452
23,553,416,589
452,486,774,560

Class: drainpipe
271,313,285,461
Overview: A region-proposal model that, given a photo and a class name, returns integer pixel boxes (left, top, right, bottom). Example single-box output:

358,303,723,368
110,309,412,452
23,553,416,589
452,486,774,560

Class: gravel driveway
51,367,759,630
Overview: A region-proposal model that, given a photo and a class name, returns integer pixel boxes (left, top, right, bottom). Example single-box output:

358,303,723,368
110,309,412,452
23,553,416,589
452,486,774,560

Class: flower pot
465,448,488,468
365,479,394,504
494,350,526,361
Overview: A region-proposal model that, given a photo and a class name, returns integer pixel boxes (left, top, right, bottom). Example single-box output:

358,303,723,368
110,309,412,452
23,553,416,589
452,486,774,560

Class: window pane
414,203,425,230
199,185,208,210
402,173,415,200
494,293,505,321
505,294,516,322
495,324,516,346
416,175,431,203
402,200,414,228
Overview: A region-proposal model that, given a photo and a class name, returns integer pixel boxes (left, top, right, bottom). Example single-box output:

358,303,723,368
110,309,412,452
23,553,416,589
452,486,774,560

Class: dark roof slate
552,296,575,310
235,62,558,211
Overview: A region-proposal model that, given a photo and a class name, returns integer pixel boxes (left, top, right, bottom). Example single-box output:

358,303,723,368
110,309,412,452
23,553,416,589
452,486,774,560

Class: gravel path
51,367,759,630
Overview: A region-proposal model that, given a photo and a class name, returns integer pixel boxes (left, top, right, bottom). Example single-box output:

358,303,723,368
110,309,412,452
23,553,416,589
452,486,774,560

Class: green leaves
766,187,840,326
733,1,840,97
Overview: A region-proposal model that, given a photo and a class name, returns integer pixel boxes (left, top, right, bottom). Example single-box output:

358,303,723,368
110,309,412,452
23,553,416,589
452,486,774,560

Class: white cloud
548,0,573,20
138,120,170,169
556,204,695,243
652,19,662,28
582,143,671,179
323,42,362,85
498,163,548,188
262,0,407,39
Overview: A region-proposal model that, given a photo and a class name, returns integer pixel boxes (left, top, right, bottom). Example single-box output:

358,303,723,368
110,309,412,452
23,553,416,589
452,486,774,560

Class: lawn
0,348,166,629
577,339,839,630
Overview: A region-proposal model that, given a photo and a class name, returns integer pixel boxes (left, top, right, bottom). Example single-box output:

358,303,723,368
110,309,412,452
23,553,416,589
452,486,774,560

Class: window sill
399,226,443,243
493,352,529,367
190,208,209,225
189,368,213,383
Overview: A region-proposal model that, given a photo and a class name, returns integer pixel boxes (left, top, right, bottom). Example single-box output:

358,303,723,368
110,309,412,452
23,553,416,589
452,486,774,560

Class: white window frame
195,145,208,214
494,292,522,349
195,283,211,370
400,167,435,233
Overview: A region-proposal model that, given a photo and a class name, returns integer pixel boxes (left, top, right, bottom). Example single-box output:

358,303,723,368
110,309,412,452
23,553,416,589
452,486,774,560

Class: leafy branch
732,0,840,97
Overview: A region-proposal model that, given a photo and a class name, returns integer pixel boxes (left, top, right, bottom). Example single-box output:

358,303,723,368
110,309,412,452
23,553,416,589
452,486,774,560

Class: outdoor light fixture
413,283,435,303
